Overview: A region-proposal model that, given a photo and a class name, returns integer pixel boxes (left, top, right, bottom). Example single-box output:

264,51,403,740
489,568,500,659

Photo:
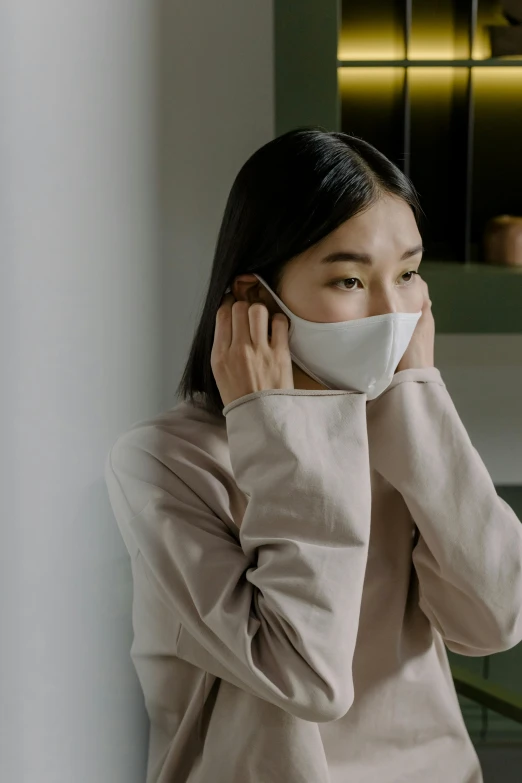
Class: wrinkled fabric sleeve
105,389,372,722
366,367,522,656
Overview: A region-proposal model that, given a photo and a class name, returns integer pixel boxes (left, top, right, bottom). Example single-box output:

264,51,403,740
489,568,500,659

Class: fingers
230,300,253,347
248,303,270,346
270,312,290,351
217,294,286,351
230,300,275,348
214,293,235,350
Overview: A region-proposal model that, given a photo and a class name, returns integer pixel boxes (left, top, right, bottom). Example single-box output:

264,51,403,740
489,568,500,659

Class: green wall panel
275,0,340,135
421,262,522,334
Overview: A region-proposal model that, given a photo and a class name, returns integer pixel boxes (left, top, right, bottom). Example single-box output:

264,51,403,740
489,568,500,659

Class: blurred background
2,1,522,781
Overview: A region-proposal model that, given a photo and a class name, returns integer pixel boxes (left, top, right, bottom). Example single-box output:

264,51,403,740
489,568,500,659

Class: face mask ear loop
255,274,335,390
254,274,292,314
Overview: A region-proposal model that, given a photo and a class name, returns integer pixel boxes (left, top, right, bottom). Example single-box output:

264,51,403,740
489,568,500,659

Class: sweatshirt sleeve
366,367,522,656
105,389,372,723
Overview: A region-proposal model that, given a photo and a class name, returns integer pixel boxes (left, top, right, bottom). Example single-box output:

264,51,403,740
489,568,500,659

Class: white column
2,3,161,782
1,2,274,782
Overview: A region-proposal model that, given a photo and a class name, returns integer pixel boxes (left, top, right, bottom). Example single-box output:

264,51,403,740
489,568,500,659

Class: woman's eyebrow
320,245,424,265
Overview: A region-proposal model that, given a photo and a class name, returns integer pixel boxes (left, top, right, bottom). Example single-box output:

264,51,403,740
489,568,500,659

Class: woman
105,128,522,783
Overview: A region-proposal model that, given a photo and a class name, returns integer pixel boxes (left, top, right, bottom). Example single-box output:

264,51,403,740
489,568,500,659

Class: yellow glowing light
338,66,522,103
338,33,403,61
407,68,461,109
338,68,404,104
338,53,522,64
408,38,457,60
338,67,403,87
407,50,458,60
473,67,522,92
338,3,522,63
407,67,459,81
337,51,402,61
472,37,489,61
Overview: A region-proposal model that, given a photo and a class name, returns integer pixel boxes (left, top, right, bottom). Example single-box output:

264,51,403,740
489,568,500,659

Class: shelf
420,262,522,333
338,59,522,67
274,0,522,335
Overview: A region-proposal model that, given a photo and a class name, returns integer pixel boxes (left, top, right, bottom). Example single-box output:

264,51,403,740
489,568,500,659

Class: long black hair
176,126,424,416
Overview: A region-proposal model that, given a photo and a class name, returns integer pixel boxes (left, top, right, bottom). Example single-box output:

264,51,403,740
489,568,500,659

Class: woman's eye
333,271,418,291
334,278,358,290
402,271,419,282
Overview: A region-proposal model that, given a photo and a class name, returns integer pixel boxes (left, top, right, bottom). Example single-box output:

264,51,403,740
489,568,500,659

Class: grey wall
158,1,275,411
435,335,522,485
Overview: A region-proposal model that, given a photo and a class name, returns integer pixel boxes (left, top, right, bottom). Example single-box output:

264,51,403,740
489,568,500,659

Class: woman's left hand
394,276,435,373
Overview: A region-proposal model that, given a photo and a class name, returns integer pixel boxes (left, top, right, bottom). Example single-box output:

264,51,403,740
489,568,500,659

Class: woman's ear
230,274,258,302
231,275,281,315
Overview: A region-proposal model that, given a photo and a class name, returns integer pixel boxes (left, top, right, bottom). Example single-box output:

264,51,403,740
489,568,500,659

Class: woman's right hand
211,293,294,408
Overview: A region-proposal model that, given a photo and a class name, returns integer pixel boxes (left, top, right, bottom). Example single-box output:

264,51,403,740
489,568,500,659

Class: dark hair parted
176,126,424,417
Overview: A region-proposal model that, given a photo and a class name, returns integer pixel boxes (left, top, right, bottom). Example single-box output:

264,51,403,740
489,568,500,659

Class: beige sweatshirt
104,366,522,783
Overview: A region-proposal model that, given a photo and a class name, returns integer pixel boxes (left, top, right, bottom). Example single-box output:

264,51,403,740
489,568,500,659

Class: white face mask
253,274,422,400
